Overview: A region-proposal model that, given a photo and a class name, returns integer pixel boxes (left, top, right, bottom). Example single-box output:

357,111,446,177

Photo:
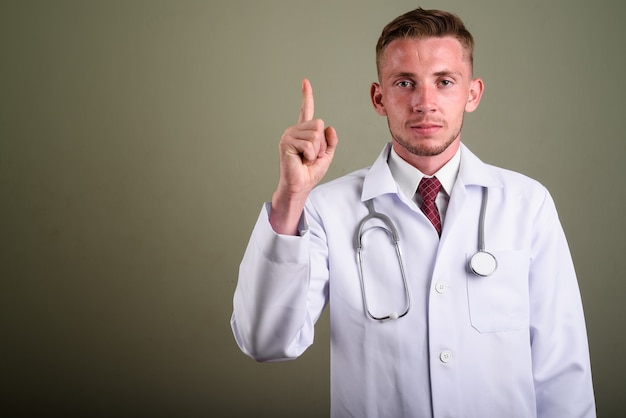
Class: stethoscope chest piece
469,250,497,277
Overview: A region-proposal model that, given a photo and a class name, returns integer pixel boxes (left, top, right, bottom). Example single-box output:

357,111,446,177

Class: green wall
1,0,624,416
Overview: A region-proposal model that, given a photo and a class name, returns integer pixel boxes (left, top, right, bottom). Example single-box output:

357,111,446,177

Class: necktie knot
417,177,442,236
418,176,442,202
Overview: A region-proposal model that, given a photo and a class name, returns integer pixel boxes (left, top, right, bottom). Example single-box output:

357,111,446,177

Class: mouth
410,123,442,136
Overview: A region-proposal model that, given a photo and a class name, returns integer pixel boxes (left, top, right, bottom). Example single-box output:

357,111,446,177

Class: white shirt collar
387,145,461,200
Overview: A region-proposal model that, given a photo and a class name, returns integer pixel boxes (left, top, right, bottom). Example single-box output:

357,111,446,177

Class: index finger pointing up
298,78,314,123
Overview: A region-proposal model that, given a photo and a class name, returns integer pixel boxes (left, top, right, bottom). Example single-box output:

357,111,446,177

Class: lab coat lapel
456,143,503,189
361,143,398,202
441,144,502,243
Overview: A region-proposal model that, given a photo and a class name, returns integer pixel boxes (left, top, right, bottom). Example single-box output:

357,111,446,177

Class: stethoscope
355,186,497,321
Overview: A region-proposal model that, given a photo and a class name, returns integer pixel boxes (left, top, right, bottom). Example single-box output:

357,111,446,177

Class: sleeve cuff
263,201,309,237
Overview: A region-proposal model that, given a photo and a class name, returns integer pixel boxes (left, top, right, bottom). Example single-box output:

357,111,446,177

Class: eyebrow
390,70,463,79
391,72,416,78
433,70,462,78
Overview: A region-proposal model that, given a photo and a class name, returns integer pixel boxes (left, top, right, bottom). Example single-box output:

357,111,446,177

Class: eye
396,80,414,88
439,79,454,87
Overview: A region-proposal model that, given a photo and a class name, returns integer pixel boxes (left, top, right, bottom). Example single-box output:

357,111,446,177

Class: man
231,8,595,417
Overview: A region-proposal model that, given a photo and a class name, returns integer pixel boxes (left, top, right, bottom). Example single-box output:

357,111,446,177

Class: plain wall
1,0,625,416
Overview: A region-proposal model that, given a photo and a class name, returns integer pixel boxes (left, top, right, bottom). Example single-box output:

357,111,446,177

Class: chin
395,138,451,158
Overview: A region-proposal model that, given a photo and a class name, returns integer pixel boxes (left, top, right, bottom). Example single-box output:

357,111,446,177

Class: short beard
389,120,462,157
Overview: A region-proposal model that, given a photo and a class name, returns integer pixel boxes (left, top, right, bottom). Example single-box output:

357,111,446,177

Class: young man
231,8,595,417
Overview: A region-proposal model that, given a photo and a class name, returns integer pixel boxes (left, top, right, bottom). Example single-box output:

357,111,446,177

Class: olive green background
1,0,624,416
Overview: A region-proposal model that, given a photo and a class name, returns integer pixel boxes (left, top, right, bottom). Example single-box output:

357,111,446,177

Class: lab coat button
435,281,448,294
439,350,453,363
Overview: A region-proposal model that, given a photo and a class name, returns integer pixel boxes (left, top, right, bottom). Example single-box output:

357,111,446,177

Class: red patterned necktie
418,176,442,236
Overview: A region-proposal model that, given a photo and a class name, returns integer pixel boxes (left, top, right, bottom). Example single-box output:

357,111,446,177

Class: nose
412,84,436,113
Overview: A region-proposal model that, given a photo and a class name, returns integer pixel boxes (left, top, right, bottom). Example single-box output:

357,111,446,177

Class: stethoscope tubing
470,187,498,277
356,186,497,321
356,200,411,321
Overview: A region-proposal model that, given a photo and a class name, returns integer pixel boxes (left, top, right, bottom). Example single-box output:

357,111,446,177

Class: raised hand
270,79,339,235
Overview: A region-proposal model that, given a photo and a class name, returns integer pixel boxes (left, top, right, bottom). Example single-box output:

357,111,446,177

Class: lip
410,123,442,136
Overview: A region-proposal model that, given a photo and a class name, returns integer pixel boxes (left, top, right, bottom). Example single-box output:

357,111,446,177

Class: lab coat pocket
466,250,530,333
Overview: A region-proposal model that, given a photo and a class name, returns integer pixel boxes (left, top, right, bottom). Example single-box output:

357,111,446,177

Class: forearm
231,203,318,361
530,196,595,417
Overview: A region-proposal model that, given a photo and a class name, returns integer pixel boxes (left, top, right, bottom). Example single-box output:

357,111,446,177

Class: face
371,36,484,171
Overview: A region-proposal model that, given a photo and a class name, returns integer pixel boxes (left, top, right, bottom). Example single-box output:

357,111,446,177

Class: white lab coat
231,143,595,417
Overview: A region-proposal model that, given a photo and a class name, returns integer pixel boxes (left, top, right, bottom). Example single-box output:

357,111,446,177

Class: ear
465,77,484,113
370,82,387,116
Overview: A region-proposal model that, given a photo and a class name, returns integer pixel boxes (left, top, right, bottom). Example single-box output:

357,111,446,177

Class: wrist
269,190,308,235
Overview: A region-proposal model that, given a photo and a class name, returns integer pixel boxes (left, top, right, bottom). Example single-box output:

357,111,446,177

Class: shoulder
488,163,547,192
309,166,370,201
482,163,559,221
460,145,548,195
302,167,372,228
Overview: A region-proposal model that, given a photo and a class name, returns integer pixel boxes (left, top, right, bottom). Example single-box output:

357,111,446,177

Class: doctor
231,7,595,418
